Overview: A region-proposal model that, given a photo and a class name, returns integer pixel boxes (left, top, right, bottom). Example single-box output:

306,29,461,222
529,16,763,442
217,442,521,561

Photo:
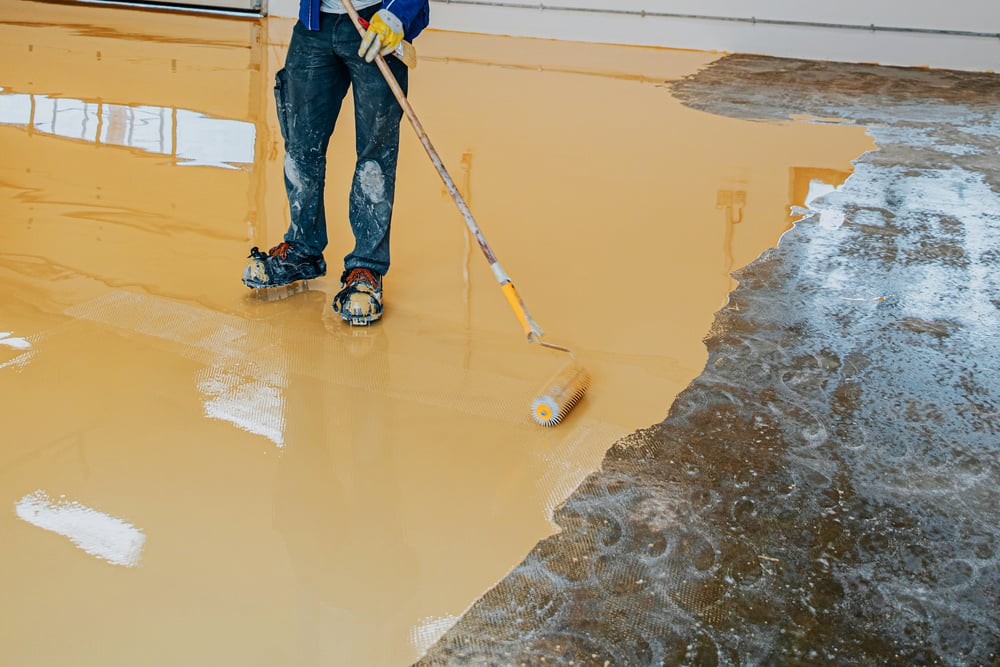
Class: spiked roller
531,361,591,426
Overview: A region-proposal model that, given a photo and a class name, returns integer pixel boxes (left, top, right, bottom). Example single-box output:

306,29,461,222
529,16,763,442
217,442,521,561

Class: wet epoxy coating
0,2,874,664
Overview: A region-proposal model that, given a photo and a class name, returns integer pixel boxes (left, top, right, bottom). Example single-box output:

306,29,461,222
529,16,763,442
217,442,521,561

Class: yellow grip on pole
501,282,533,338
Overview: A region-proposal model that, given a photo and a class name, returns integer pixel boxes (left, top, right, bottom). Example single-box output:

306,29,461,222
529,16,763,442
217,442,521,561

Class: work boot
243,242,326,288
332,267,383,326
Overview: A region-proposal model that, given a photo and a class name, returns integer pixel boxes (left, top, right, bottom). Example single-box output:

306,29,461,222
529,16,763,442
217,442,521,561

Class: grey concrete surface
416,56,1000,666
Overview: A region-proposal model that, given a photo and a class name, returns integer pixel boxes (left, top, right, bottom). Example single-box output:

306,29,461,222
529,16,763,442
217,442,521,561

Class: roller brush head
530,361,591,426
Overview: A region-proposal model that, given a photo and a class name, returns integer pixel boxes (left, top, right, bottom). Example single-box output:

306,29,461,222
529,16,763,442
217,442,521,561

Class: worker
243,0,429,326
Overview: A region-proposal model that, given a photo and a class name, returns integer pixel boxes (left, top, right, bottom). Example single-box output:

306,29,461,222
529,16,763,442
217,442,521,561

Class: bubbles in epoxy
594,554,647,595
676,532,717,572
643,532,667,557
725,551,763,587
731,497,757,523
682,632,721,667
689,488,715,510
488,564,561,620
806,576,845,611
595,515,622,548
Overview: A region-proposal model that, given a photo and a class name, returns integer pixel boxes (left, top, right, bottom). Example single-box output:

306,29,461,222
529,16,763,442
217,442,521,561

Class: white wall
427,1,1000,34
269,0,297,18
269,0,1000,72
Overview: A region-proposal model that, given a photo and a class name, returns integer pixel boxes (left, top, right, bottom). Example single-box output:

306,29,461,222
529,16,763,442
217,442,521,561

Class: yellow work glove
359,9,404,63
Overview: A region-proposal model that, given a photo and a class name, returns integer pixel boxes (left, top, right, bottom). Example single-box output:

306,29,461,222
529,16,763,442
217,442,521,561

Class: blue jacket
299,0,430,40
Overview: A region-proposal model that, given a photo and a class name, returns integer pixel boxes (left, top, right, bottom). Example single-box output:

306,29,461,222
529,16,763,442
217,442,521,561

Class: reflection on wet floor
0,90,255,168
0,1,874,664
15,489,147,567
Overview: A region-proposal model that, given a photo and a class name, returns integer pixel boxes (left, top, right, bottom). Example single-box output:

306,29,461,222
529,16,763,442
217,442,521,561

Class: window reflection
0,88,254,169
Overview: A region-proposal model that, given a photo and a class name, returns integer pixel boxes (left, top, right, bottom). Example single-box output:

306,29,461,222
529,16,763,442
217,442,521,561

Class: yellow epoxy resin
0,1,875,664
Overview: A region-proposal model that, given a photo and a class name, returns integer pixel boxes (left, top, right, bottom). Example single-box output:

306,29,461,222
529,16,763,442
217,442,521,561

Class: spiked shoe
332,267,383,326
242,242,326,289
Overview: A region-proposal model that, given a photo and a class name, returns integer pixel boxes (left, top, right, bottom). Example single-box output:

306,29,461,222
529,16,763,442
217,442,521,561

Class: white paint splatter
358,160,386,203
15,490,146,568
285,154,304,191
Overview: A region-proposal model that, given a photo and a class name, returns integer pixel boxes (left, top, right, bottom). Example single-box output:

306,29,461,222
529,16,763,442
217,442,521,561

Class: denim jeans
274,7,408,276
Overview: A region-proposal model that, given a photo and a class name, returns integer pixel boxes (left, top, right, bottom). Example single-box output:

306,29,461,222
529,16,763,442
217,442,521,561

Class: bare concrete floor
418,58,1000,666
1,2,964,666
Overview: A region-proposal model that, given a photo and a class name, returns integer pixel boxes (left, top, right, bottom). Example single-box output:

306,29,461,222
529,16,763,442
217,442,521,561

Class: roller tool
343,0,590,425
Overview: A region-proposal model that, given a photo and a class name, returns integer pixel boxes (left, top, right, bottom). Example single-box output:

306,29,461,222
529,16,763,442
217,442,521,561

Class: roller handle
501,282,544,341
340,0,545,342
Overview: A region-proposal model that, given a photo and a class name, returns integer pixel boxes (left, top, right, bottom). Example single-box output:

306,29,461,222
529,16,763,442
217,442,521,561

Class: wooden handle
339,0,545,341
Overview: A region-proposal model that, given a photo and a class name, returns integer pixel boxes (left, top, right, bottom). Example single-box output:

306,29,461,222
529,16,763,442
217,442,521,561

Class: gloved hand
359,9,404,63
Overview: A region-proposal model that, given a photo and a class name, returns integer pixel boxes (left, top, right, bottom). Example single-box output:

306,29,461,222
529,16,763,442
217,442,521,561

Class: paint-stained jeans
274,7,408,276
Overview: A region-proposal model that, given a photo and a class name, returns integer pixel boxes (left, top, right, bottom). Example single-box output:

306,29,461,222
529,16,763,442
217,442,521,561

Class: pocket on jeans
274,68,290,144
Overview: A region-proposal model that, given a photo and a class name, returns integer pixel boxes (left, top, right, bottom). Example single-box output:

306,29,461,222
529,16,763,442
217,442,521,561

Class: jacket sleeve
299,0,320,30
382,0,430,40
